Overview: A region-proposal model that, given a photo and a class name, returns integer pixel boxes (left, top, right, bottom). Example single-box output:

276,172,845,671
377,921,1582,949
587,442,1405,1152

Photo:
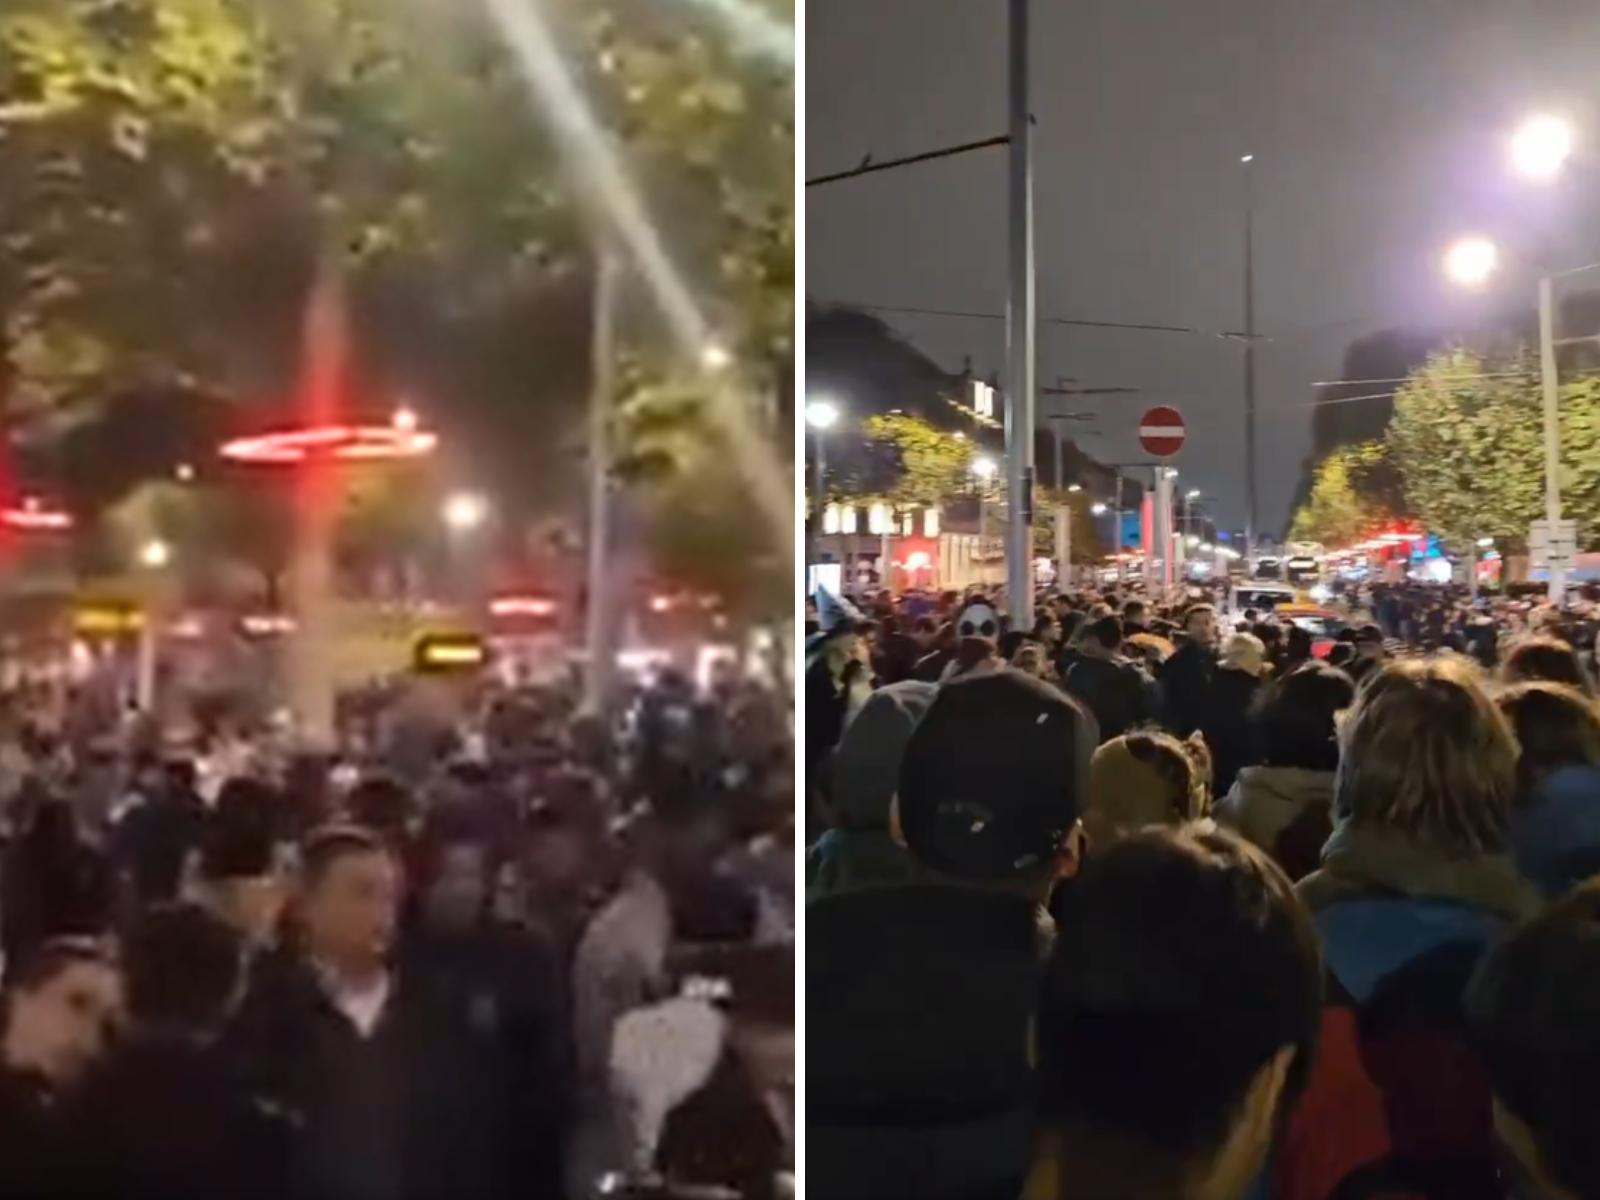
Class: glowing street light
139,539,171,569
1066,483,1083,493
392,406,419,433
971,456,999,480
442,491,489,533
1510,114,1575,182
805,399,839,429
1444,236,1499,289
700,342,732,372
1092,502,1108,515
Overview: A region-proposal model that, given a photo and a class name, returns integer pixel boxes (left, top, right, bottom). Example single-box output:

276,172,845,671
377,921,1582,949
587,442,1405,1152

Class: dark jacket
1063,654,1153,743
911,647,955,684
0,1066,68,1198
1158,640,1216,738
873,634,922,685
1274,823,1542,1200
225,955,512,1200
657,1049,789,1199
399,920,570,1199
808,885,1050,1200
67,1031,294,1200
1511,765,1600,897
1199,666,1262,798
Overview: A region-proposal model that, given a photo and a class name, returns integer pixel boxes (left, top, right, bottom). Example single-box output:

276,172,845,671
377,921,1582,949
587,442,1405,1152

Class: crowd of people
0,667,794,1200
806,581,1600,1200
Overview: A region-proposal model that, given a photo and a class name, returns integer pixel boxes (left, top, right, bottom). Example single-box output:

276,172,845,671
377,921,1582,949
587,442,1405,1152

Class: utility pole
1242,153,1260,567
581,249,619,714
1005,0,1036,628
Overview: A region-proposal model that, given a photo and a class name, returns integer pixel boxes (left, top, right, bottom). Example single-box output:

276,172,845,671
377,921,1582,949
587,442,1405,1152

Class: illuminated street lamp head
442,491,489,533
700,342,732,372
392,406,419,433
805,399,839,430
1067,483,1083,493
1444,236,1500,288
1186,489,1201,499
1091,502,1109,515
139,539,171,569
971,455,998,480
1240,153,1254,164
1510,114,1575,182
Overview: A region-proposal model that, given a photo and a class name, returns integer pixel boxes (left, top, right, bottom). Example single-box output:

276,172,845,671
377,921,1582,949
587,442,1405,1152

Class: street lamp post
1445,251,1570,602
1441,114,1578,604
1241,153,1259,567
1005,0,1037,628
804,399,839,586
136,538,170,713
441,491,490,610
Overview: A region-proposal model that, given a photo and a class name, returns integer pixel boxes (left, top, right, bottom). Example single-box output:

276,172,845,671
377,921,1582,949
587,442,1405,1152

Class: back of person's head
897,671,1095,892
1035,826,1322,1198
1496,682,1600,802
1503,636,1595,697
344,774,415,843
1284,625,1312,659
199,778,288,883
1253,661,1355,773
122,903,243,1031
1336,657,1516,855
1085,615,1123,653
1467,882,1600,1200
1086,731,1210,845
1221,632,1268,676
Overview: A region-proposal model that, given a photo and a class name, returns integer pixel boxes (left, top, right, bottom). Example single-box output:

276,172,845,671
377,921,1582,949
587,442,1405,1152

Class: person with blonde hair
1083,730,1211,849
1273,657,1542,1200
1497,681,1600,897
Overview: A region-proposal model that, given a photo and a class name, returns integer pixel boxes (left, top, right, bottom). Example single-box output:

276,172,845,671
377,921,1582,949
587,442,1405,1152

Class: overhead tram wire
826,300,1260,342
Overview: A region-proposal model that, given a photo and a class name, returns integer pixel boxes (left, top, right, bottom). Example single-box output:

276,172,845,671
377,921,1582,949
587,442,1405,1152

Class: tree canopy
0,0,794,609
1389,346,1600,548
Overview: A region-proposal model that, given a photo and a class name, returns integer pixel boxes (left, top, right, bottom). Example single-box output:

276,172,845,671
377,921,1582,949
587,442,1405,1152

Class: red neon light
219,422,437,466
0,503,72,532
489,596,558,618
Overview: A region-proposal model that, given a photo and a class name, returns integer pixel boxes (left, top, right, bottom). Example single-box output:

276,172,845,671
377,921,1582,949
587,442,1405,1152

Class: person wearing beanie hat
1084,731,1212,849
809,672,1097,1200
807,682,937,901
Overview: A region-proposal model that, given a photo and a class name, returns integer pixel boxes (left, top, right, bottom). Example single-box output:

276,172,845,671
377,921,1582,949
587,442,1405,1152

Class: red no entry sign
1138,405,1186,458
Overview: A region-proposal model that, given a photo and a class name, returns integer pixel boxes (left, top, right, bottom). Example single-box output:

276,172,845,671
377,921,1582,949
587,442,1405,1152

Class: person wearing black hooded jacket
1062,616,1154,743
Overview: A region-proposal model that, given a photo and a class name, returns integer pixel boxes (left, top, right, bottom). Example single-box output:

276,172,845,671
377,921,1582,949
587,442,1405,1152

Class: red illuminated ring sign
219,423,437,465
1,501,72,532
1138,405,1186,459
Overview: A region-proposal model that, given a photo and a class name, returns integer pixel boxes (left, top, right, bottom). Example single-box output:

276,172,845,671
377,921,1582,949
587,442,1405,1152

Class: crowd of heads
0,666,795,1200
809,578,1600,1200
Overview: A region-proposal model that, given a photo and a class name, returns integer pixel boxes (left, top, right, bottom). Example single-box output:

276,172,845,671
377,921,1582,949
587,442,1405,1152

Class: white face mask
956,602,1000,640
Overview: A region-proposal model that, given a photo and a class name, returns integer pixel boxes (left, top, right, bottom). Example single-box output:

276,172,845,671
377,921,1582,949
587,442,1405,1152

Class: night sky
806,0,1600,535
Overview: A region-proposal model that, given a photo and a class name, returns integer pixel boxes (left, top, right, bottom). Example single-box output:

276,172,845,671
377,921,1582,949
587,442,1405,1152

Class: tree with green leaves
2,0,796,612
1388,346,1600,549
1287,441,1405,548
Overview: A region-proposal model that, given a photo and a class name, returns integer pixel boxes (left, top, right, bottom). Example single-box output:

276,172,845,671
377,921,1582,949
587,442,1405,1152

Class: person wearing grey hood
806,681,937,902
1216,661,1354,881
